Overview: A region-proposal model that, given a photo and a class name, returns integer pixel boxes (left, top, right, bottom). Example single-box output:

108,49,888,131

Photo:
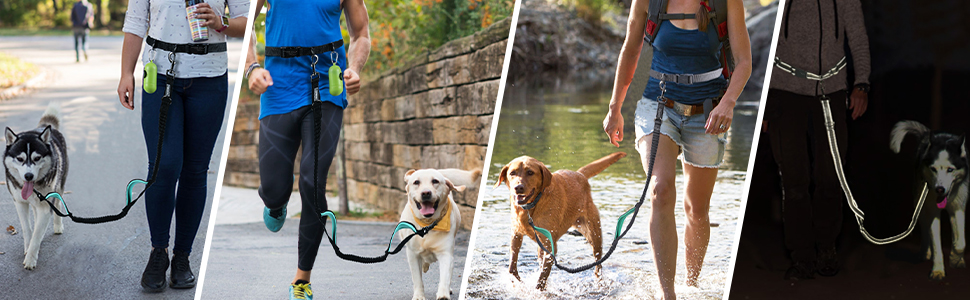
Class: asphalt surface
0,35,239,299
200,194,470,300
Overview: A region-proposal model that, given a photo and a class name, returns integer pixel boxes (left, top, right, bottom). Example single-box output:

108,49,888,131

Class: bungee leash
266,41,442,263
774,56,929,244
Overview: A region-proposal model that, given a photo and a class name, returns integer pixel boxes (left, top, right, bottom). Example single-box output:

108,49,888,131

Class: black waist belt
147,36,227,55
265,40,344,58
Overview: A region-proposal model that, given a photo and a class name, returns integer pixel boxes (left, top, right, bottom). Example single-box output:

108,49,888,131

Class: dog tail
438,168,482,188
578,152,627,179
38,102,61,130
890,120,930,154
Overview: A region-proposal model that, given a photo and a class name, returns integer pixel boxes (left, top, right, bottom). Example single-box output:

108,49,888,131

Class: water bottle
185,0,209,42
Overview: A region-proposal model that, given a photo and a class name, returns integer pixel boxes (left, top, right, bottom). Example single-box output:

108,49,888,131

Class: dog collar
411,201,451,232
518,190,543,210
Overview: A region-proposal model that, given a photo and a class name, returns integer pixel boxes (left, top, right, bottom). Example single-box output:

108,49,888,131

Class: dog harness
774,56,929,245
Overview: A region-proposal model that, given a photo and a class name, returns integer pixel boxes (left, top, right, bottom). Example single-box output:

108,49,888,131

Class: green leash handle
321,211,339,242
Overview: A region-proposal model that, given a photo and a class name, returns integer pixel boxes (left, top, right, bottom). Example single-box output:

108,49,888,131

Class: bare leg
682,163,716,286
639,135,681,300
293,269,311,284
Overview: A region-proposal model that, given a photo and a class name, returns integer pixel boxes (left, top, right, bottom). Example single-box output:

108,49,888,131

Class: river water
463,74,759,299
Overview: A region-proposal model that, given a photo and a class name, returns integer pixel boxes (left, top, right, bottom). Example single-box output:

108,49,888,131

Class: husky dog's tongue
21,181,33,200
938,196,948,209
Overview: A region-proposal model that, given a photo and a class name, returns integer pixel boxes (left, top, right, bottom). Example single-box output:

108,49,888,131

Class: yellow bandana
411,200,452,232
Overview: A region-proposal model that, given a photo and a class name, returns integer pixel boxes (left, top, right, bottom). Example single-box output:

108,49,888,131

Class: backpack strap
709,0,734,80
644,0,669,44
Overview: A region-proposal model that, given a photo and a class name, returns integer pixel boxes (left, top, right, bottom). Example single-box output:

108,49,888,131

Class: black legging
258,102,343,271
765,89,848,263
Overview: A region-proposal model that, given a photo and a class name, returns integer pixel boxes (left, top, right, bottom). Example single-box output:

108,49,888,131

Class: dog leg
577,217,604,278
435,250,454,300
929,217,946,280
508,233,523,282
24,205,52,270
52,198,64,234
950,209,966,268
536,242,554,290
14,201,32,255
406,247,427,300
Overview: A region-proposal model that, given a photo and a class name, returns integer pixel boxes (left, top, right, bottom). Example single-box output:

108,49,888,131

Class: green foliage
1,0,124,30
561,0,620,24
0,52,41,88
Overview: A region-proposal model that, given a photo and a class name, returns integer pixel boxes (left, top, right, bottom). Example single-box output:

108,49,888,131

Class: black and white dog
3,104,68,270
890,120,967,280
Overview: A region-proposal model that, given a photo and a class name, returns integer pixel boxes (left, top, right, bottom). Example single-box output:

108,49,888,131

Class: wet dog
400,168,478,300
496,152,626,289
4,104,68,270
891,120,967,280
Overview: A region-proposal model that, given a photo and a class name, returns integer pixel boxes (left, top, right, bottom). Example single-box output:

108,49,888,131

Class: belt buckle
187,44,208,54
675,102,691,116
281,47,301,58
677,75,693,85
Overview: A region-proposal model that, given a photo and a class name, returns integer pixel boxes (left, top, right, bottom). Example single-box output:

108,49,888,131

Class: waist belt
659,96,720,117
773,56,847,81
265,40,345,58
146,36,226,55
649,68,722,85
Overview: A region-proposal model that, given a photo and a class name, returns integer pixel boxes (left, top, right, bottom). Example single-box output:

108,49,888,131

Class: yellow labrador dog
399,168,478,300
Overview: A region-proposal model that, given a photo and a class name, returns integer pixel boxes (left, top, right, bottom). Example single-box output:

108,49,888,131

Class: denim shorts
634,96,726,168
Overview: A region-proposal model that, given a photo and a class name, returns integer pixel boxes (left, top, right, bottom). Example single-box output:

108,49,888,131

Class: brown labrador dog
496,152,627,290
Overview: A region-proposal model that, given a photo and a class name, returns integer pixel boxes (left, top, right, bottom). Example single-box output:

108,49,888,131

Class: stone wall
344,19,509,230
224,19,510,230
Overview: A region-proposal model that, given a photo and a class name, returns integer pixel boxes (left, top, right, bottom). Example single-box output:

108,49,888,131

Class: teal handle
44,192,70,215
616,207,636,237
127,179,149,206
534,226,556,255
321,211,338,242
389,222,419,251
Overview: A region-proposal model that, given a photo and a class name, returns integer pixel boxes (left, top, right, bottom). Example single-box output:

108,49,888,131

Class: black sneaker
170,250,196,289
784,260,815,281
141,248,169,292
816,246,839,277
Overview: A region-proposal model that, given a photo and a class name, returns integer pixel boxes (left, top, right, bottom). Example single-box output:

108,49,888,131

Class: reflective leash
32,53,177,224
266,42,441,263
775,56,929,244
521,79,670,273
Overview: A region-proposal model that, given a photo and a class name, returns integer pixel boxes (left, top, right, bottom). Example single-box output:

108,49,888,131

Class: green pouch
328,64,343,96
143,61,157,94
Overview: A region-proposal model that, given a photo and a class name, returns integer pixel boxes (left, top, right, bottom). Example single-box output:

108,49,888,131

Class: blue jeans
634,96,727,168
141,72,227,253
73,28,88,61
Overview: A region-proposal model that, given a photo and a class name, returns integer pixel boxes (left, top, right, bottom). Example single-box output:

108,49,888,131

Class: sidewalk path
0,35,240,299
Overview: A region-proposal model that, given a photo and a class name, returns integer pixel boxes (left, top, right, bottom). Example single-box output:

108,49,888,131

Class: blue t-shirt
260,0,348,119
643,20,727,105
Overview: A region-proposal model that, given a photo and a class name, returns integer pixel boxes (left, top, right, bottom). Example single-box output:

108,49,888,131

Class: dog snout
421,191,432,200
514,184,525,194
936,186,947,195
24,173,33,181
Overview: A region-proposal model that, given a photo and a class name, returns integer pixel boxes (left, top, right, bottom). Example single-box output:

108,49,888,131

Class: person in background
70,0,94,62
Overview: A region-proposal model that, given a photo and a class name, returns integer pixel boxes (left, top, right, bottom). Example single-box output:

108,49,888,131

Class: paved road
0,35,239,299
201,188,469,299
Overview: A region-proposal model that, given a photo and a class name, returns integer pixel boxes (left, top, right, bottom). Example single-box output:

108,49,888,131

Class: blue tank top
260,0,348,119
642,20,727,105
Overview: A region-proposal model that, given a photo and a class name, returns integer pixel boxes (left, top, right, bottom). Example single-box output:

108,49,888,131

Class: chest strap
146,36,226,55
265,40,345,58
649,68,722,85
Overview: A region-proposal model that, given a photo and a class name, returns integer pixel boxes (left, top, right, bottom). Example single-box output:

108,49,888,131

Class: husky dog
891,120,967,280
3,104,68,270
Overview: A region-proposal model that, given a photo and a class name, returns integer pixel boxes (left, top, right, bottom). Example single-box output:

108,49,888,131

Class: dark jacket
771,0,870,96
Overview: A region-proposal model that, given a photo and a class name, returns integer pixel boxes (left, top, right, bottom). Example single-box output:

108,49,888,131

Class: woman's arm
703,0,751,134
343,0,371,96
118,33,145,110
603,0,649,147
247,0,273,95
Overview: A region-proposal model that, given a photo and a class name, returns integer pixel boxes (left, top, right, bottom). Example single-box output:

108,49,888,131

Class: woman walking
602,0,751,298
117,0,249,292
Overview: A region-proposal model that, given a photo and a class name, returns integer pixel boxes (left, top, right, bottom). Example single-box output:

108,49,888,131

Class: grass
0,52,40,88
0,27,124,37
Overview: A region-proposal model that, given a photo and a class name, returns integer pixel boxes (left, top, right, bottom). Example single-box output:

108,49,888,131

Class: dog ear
39,125,52,144
495,164,509,188
540,163,552,192
445,178,466,193
5,127,15,146
404,169,416,193
961,136,967,159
